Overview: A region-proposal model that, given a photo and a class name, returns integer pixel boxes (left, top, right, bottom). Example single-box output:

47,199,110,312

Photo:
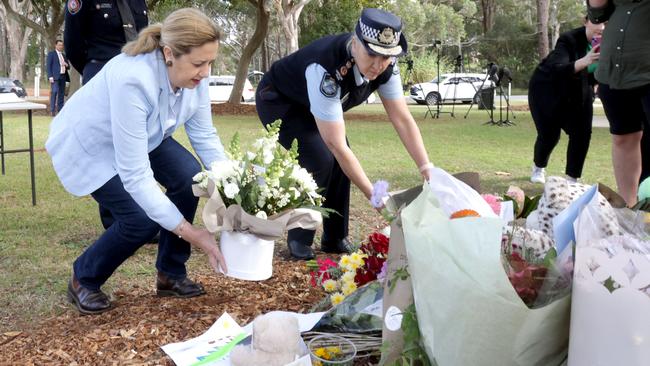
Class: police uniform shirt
64,0,148,73
264,33,398,119
305,61,404,122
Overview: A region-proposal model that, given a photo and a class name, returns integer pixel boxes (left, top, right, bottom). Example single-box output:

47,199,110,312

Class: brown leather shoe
156,272,206,298
67,275,111,315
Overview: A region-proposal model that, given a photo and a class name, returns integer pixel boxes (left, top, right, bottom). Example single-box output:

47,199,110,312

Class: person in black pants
529,18,605,184
256,8,432,260
64,0,149,232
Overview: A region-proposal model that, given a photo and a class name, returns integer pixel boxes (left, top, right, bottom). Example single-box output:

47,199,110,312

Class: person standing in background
528,18,604,184
64,0,148,84
64,0,149,232
587,0,650,206
46,40,70,116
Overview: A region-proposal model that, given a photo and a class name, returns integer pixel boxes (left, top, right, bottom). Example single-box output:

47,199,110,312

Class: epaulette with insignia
334,58,355,81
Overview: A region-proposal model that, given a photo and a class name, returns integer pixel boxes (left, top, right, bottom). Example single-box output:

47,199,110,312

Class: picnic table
0,93,47,205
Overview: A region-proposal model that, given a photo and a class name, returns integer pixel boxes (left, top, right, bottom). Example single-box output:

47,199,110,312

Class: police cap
355,8,408,57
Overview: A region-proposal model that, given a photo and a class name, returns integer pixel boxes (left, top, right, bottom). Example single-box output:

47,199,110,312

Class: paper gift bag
569,189,650,366
401,184,570,366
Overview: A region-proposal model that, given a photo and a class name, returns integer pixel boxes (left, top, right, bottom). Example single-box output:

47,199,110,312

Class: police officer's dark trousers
529,79,593,179
73,137,200,290
256,82,349,248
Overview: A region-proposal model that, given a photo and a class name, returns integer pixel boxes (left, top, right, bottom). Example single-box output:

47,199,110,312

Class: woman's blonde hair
123,8,221,57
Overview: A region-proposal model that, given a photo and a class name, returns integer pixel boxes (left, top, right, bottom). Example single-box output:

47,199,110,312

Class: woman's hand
576,45,600,72
174,221,228,274
193,228,228,274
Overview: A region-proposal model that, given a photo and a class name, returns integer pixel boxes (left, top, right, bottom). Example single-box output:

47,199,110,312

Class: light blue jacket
45,50,226,231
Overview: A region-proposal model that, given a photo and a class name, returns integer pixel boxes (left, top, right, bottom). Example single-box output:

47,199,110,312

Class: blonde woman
46,8,227,315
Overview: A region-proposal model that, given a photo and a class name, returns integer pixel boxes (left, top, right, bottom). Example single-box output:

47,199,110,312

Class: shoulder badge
68,0,82,15
320,73,339,98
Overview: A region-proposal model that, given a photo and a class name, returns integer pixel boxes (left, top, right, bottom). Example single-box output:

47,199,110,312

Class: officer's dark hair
123,8,221,57
55,39,63,45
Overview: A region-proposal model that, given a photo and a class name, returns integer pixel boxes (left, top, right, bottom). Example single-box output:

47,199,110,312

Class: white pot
219,231,275,281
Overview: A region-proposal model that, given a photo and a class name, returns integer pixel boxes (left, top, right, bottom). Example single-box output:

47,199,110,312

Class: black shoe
287,240,315,260
321,238,353,254
67,275,112,315
156,272,206,298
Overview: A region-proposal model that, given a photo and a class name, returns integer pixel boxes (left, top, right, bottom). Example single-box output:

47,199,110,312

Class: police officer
64,0,148,84
64,0,149,232
256,8,433,260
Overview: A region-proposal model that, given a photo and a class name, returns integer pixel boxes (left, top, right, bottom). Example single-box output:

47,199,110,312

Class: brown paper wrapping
193,180,322,241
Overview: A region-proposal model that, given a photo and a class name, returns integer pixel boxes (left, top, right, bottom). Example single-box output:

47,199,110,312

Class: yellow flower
322,279,337,292
326,346,341,355
330,292,345,306
341,281,357,296
350,251,365,263
341,271,356,284
314,347,330,360
339,255,351,268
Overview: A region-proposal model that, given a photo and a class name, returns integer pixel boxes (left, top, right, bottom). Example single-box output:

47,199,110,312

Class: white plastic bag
426,167,498,218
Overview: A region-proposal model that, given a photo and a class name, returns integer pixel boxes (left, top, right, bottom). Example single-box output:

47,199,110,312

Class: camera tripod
464,63,497,121
491,67,516,126
424,54,464,119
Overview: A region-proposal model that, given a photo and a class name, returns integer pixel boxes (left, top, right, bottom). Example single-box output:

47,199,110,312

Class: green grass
0,104,615,331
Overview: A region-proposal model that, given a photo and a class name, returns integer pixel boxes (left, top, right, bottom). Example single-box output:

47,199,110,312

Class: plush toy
526,176,621,238
230,312,304,366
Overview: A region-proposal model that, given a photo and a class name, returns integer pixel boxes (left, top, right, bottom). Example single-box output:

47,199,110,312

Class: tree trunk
536,0,550,60
549,0,561,49
0,0,66,61
1,0,33,80
261,38,269,72
228,0,271,104
0,11,7,77
68,68,82,97
275,0,311,56
480,0,497,34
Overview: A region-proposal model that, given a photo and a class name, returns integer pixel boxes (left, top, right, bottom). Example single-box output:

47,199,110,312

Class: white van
208,75,255,102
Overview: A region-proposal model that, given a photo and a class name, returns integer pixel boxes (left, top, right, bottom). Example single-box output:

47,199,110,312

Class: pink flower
506,186,525,214
482,194,502,215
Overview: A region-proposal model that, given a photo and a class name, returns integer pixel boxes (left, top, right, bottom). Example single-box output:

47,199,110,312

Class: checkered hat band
359,20,400,47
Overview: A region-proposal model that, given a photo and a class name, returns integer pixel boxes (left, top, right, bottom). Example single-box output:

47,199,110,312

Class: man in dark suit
46,40,70,116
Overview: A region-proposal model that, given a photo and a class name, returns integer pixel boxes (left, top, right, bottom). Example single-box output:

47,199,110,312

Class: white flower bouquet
192,121,325,280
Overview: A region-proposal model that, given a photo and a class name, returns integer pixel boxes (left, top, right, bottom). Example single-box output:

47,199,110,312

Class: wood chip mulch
0,258,326,365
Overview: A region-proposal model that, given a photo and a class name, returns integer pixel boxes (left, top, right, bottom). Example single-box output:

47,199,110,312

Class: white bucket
219,231,275,281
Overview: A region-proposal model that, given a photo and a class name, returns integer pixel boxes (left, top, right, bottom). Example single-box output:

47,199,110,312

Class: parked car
410,73,494,106
208,75,255,102
0,77,27,98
